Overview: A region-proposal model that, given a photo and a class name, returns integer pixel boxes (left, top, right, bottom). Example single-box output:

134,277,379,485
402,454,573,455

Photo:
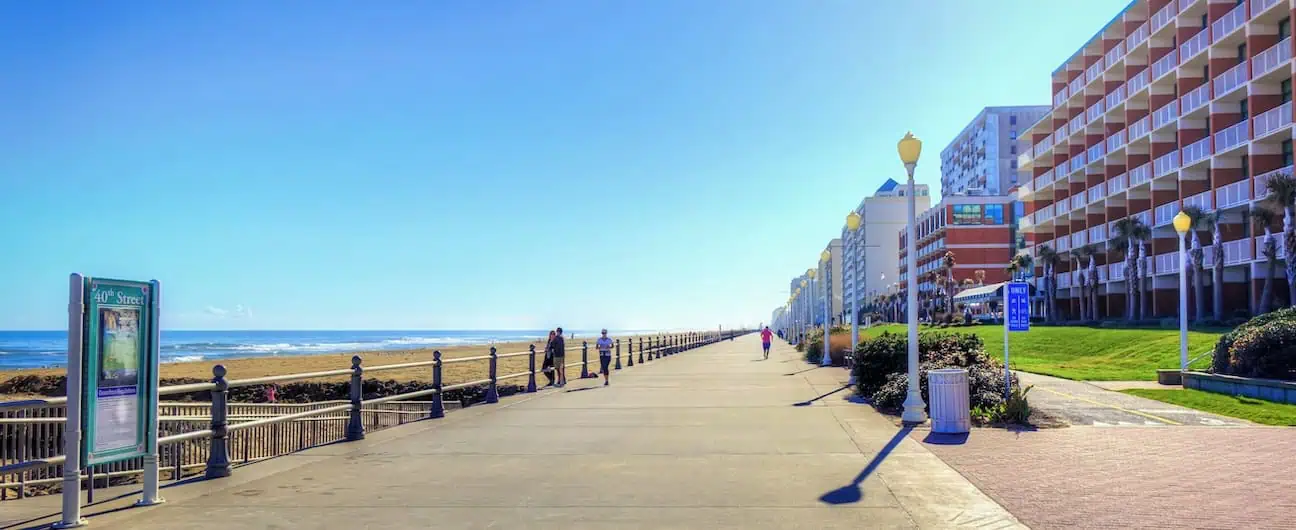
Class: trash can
927,368,971,434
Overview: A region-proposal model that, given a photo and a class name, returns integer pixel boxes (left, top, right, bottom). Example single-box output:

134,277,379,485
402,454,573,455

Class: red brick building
898,195,1019,301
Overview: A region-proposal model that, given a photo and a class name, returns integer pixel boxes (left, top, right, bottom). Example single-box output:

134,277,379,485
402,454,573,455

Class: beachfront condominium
941,106,1052,196
1019,0,1295,320
897,194,1020,304
841,179,932,324
819,239,844,326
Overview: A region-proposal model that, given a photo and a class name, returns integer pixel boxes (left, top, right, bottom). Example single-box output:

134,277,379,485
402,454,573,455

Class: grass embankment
1121,388,1296,426
854,324,1224,381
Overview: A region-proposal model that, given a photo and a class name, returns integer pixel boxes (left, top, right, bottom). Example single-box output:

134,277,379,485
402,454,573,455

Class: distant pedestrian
596,329,614,386
551,327,568,387
542,330,557,386
760,326,773,360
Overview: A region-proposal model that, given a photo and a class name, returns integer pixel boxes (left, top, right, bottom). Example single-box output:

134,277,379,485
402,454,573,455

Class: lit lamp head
897,132,922,166
820,250,831,263
806,269,816,280
846,211,861,231
1173,210,1192,235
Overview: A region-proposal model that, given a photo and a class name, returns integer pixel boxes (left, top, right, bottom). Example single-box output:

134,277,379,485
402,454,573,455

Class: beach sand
0,333,672,399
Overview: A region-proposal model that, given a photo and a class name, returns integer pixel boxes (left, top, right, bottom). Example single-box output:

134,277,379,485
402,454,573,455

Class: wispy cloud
205,305,251,319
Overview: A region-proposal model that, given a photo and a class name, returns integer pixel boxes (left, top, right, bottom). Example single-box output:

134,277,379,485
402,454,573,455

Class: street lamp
799,280,808,343
845,211,862,360
1173,210,1192,371
897,131,927,425
819,251,833,367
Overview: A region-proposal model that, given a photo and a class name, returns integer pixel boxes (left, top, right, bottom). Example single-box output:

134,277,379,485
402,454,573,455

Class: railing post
527,344,538,392
638,337,645,364
627,337,634,367
486,346,500,404
580,341,591,378
205,364,231,479
346,356,365,441
430,351,445,418
656,336,662,359
614,339,622,370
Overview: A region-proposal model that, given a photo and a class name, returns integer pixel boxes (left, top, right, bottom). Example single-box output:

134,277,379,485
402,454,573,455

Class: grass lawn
852,323,1224,381
1121,388,1296,426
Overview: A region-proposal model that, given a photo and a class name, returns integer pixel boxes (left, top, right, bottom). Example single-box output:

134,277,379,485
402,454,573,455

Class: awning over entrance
952,281,1037,304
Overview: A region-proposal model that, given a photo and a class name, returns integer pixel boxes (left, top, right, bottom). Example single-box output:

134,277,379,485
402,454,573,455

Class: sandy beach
0,333,678,399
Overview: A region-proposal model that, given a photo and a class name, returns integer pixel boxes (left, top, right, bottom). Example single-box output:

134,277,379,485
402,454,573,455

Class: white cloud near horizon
205,304,252,319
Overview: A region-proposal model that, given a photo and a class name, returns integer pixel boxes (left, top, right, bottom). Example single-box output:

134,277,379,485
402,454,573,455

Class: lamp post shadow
818,425,913,505
791,384,850,407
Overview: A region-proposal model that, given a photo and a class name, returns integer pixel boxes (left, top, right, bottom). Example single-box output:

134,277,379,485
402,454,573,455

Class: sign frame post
58,274,163,527
1004,281,1031,399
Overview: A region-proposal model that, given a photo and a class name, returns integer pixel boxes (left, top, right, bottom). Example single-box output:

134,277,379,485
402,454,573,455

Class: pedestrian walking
760,326,773,360
542,330,557,387
596,329,614,386
551,326,568,387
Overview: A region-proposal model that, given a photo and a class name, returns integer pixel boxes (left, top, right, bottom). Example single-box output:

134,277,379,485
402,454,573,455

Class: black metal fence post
486,346,500,404
527,344,537,392
580,341,590,378
205,365,231,479
615,339,622,370
430,351,445,418
627,337,635,367
346,356,365,441
638,337,645,363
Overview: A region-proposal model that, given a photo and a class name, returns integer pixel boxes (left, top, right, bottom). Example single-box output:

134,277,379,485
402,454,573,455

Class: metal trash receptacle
928,368,971,433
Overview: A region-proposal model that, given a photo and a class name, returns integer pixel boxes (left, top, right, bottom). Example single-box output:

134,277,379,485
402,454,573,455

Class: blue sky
0,0,1129,331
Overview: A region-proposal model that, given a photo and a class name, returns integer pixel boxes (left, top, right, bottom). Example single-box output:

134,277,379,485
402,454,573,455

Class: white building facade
842,179,932,323
941,106,1051,196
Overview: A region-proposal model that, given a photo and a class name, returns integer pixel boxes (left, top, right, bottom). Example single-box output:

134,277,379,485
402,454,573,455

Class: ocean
0,329,639,370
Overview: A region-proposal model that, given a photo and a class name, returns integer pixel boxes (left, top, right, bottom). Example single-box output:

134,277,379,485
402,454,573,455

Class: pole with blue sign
1004,281,1030,399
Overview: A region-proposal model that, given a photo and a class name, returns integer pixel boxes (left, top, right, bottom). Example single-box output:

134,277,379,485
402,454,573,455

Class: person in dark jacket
542,330,556,386
551,327,568,387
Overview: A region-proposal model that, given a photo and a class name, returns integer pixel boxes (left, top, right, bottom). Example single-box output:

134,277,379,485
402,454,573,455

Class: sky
0,0,1131,331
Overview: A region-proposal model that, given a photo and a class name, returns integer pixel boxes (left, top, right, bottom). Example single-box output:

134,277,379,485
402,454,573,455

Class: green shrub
1211,307,1296,380
804,340,823,364
851,331,1017,413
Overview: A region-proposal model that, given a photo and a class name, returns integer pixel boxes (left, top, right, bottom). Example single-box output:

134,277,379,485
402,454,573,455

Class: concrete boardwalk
11,336,1023,529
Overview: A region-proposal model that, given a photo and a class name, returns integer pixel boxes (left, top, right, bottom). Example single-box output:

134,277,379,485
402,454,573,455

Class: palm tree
1078,244,1100,321
1249,206,1280,314
975,269,987,287
1071,247,1092,321
1111,216,1152,323
942,250,957,311
1037,245,1062,323
1263,171,1296,307
1183,205,1209,322
1201,210,1225,321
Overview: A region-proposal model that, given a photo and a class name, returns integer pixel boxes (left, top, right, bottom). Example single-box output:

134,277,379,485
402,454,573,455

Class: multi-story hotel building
898,194,1020,298
942,106,1052,195
841,179,931,324
1019,0,1294,319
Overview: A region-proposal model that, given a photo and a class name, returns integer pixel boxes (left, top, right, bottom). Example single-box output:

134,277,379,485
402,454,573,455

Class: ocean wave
165,355,205,363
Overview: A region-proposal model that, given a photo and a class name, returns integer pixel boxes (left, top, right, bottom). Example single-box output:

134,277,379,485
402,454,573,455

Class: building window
1282,78,1292,104
1010,115,1017,125
1281,18,1291,40
1238,43,1247,61
1284,140,1293,167
1201,14,1207,28
1011,159,1018,169
1240,99,1249,120
1241,155,1250,178
1010,144,1017,155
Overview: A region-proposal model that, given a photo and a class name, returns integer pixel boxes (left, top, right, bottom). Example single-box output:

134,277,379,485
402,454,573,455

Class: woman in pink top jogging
760,327,773,360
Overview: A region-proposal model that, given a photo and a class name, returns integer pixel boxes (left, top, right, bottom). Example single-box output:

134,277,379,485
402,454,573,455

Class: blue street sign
1007,282,1030,332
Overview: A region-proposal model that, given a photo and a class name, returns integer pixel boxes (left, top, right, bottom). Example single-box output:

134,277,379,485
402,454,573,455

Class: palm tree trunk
1286,208,1296,307
1212,236,1224,321
1139,244,1150,319
1262,232,1276,314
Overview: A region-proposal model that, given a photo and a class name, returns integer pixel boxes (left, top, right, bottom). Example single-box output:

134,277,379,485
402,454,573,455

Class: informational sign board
78,278,159,465
1006,282,1030,332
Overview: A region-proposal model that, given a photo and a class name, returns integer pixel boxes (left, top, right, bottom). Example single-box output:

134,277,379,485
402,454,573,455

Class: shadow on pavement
783,367,818,376
921,432,969,445
818,425,914,505
792,385,849,407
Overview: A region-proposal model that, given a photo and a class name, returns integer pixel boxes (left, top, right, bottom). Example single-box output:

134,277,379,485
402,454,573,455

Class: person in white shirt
596,329,614,386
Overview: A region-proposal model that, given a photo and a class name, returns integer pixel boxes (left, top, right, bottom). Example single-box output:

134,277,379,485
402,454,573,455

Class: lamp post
818,253,833,368
897,132,927,425
1173,210,1191,371
799,281,807,344
845,211,862,358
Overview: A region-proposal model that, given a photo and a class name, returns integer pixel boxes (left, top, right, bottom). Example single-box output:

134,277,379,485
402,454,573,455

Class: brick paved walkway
916,426,1296,529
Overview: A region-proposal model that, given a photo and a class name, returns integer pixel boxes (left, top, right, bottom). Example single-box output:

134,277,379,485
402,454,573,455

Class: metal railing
1,330,736,501
1211,3,1247,42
